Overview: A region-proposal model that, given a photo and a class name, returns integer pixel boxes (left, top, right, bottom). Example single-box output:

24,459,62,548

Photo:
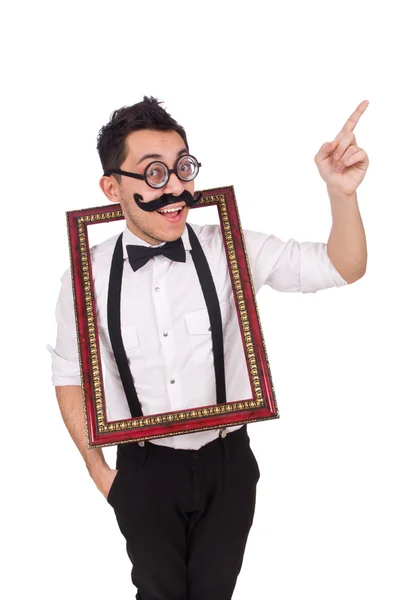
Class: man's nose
163,172,185,196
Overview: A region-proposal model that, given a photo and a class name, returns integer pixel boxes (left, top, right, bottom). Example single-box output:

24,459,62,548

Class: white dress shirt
48,222,347,450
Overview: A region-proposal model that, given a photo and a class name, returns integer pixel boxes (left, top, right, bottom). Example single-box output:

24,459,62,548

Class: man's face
102,129,195,245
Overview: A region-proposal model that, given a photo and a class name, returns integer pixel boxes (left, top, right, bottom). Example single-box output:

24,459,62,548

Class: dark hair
97,96,189,177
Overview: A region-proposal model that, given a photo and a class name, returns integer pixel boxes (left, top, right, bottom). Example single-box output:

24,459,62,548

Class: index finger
339,100,369,134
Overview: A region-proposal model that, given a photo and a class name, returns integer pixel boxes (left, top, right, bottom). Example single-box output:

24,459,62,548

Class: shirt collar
122,224,192,260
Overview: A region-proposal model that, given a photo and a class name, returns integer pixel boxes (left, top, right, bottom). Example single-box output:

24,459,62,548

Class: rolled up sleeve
47,269,81,386
244,230,348,293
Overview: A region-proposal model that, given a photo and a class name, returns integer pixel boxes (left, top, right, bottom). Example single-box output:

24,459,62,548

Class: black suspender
108,234,143,417
186,224,226,407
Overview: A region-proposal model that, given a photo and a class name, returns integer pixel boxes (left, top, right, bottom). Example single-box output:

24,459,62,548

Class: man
49,96,368,600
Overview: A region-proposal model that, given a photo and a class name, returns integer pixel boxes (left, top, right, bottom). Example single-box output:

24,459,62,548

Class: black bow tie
126,237,186,272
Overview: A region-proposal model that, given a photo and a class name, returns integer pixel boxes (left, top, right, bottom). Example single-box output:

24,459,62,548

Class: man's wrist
327,186,357,204
86,456,110,481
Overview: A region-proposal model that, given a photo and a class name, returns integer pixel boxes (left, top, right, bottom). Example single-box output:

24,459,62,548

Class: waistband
117,425,249,463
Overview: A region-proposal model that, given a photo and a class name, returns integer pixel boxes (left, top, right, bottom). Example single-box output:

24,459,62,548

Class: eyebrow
136,147,188,166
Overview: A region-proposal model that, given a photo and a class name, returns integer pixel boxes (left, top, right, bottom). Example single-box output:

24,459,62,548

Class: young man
50,96,368,600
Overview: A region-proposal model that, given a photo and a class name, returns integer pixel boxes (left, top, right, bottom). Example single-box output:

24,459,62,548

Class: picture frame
67,185,279,447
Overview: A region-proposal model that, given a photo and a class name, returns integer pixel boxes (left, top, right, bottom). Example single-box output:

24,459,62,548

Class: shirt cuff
47,344,81,386
329,260,348,287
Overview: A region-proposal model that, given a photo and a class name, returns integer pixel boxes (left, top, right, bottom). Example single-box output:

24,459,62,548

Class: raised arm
314,100,369,283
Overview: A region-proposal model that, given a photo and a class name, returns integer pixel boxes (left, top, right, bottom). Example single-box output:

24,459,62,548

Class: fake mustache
133,189,201,212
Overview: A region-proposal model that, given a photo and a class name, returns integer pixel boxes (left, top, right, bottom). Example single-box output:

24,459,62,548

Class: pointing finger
338,100,369,135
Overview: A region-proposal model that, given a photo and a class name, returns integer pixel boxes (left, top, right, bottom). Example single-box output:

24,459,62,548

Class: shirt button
155,287,160,292
170,379,175,384
163,332,168,337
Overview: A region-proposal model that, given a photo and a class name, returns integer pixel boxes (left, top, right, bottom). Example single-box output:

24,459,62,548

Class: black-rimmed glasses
104,154,201,189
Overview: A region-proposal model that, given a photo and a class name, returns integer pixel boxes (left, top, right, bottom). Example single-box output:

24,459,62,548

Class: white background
1,0,396,598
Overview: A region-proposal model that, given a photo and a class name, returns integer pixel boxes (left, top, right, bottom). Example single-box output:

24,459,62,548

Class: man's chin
160,224,187,243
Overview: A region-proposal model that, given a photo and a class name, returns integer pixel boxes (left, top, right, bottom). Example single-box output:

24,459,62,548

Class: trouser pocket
106,467,125,507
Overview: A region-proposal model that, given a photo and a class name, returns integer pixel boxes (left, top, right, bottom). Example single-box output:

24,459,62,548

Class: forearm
326,188,367,283
55,385,108,479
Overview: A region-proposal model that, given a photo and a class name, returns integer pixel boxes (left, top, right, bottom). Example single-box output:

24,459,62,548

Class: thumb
315,139,337,163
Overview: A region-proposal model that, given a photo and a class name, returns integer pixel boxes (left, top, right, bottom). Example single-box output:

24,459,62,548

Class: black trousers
107,426,260,600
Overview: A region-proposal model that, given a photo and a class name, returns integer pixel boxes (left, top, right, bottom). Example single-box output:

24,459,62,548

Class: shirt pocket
99,325,142,362
184,302,231,365
122,325,142,362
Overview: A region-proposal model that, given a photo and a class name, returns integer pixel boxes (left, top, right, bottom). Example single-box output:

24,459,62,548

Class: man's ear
99,176,120,203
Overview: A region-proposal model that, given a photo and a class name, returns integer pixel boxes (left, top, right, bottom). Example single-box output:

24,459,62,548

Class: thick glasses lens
145,162,168,188
177,155,199,181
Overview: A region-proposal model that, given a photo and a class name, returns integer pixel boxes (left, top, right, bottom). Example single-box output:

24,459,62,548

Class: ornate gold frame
67,186,278,447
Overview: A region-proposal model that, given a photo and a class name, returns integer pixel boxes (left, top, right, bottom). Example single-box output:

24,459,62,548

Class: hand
314,100,370,197
92,466,119,499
